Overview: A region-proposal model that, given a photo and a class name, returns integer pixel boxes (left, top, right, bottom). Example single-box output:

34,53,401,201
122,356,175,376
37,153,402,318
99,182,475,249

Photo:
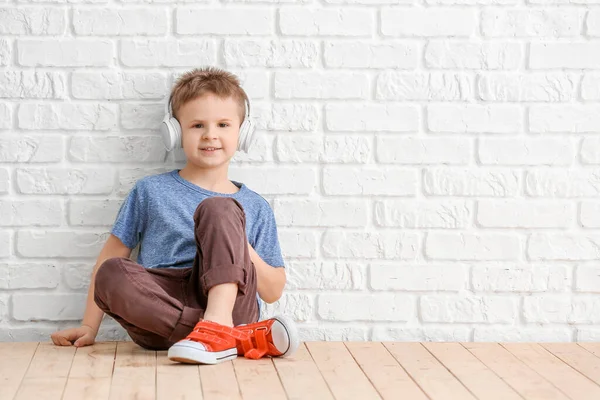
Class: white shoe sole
168,341,237,365
271,314,300,358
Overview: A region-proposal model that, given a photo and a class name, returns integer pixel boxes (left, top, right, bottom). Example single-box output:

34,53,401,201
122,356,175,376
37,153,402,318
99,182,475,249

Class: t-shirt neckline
170,169,246,198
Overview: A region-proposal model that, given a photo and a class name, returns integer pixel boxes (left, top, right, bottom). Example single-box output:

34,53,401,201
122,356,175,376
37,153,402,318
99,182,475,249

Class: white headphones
160,96,257,153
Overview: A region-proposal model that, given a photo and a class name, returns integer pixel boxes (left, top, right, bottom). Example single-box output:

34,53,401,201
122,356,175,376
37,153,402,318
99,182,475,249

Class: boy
51,67,299,365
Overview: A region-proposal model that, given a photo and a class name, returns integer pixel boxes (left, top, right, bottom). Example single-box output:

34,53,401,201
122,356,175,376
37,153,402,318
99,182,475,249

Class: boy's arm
81,234,132,335
248,244,286,304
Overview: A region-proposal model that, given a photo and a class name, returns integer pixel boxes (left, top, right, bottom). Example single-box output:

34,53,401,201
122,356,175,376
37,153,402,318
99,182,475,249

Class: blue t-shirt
111,169,285,270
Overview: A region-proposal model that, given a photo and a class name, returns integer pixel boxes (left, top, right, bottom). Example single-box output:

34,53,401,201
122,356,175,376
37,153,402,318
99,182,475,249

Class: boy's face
177,93,242,169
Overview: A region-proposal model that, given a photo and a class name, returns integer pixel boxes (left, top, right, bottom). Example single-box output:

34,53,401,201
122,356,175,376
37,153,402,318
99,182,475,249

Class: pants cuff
201,264,247,296
168,306,202,343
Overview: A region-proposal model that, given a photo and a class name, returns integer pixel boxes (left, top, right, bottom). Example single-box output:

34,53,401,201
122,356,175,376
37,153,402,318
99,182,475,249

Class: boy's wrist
81,323,99,335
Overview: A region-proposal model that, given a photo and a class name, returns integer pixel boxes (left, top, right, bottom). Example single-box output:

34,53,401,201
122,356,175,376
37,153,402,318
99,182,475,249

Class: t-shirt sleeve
253,203,285,268
111,183,145,249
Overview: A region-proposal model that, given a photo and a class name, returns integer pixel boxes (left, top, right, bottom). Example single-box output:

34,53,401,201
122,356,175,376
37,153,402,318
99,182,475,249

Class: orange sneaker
168,320,250,364
236,315,300,359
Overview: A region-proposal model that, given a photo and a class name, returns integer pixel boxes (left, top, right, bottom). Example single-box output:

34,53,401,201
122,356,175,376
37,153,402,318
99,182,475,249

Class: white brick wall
0,1,598,343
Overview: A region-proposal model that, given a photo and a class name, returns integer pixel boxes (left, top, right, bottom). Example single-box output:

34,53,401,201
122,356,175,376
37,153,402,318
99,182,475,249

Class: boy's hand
51,325,97,347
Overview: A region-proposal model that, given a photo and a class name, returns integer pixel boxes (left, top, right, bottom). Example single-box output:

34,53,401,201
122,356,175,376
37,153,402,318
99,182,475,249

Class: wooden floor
3,342,600,400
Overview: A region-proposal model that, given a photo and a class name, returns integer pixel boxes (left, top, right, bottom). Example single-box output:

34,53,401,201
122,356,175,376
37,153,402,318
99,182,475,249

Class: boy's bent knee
194,197,243,221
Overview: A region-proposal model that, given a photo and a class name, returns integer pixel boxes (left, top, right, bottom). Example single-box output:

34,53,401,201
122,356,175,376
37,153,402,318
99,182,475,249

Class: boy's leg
187,197,259,327
94,258,202,349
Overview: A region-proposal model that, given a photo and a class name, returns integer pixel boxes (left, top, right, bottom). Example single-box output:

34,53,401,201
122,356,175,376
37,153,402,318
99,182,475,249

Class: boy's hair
170,67,248,123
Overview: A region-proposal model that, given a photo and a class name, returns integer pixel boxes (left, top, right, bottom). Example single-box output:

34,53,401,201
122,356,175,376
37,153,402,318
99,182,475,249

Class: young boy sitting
50,67,299,365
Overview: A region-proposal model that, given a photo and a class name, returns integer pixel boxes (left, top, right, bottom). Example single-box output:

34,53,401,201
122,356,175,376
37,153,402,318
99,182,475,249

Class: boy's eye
219,123,229,127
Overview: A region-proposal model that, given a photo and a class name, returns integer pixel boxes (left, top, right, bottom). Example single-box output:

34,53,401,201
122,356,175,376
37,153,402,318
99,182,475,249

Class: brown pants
94,197,259,350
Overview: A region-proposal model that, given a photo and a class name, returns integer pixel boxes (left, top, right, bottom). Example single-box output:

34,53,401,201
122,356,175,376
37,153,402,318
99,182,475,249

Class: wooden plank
63,342,117,400
233,357,287,400
156,350,203,400
199,361,241,400
384,342,476,400
579,342,600,359
503,343,600,400
424,342,521,400
109,341,156,400
14,342,77,400
0,342,38,400
306,341,380,400
464,343,568,400
543,343,600,386
345,342,428,400
272,343,334,400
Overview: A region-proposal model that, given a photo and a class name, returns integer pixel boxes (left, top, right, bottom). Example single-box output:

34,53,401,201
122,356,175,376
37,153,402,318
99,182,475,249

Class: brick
374,199,471,228
318,293,414,321
426,41,522,69
0,71,66,99
581,201,600,228
16,230,107,258
278,231,317,259
297,325,368,342
279,8,373,36
426,233,521,261
372,327,471,342
73,8,167,35
477,200,573,228
324,41,417,69
63,263,93,290
117,167,167,195
478,72,577,101
177,8,271,35
286,261,365,290
421,295,517,323
275,71,368,99
326,104,418,132
376,136,470,164
0,39,9,66
528,234,600,260
424,168,520,196
18,39,113,67
274,199,367,227
254,103,318,132
428,104,522,133
0,136,62,163
472,264,570,292
0,168,8,194
576,265,600,292
69,200,121,227
322,230,419,260
530,105,600,133
530,43,600,69
261,293,312,321
13,293,87,321
69,136,165,163
121,39,216,67
523,296,600,324
482,8,583,37
479,137,573,165
16,168,114,195
370,265,466,291
275,135,321,162
0,231,9,258
0,263,59,289
581,74,600,100
322,136,371,163
426,0,518,4
224,39,318,68
581,137,600,164
323,167,417,196
474,328,572,342
229,167,315,195
120,103,163,130
382,8,476,37
377,71,472,100
577,328,600,342
0,7,66,34
526,169,600,197
18,103,117,130
72,72,167,100
0,102,11,129
0,200,62,226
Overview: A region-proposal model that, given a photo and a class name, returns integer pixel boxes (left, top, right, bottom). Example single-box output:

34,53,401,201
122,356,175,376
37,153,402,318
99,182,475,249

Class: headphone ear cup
238,119,256,153
170,117,182,148
161,116,177,151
